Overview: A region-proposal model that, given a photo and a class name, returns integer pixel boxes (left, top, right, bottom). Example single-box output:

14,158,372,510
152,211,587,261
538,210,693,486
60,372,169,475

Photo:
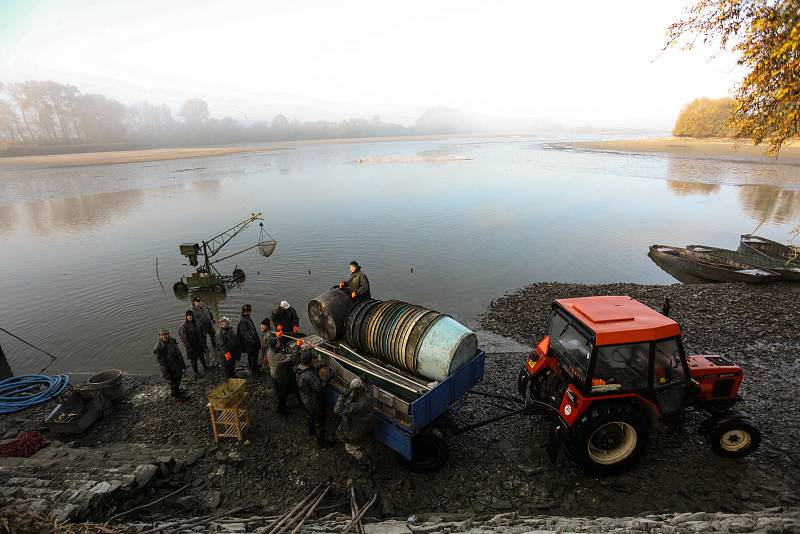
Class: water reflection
667,180,720,197
0,204,18,236
194,179,222,199
738,185,800,224
21,189,144,234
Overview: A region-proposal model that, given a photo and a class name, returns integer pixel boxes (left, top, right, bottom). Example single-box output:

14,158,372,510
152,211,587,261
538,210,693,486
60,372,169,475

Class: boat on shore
648,244,780,283
739,234,800,266
687,245,800,281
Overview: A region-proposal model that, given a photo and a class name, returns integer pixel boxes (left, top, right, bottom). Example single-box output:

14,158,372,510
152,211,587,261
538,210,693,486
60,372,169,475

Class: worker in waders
334,378,374,461
215,317,240,379
178,310,210,377
339,261,371,300
154,329,189,402
237,304,261,376
271,300,300,333
191,296,217,352
266,331,298,414
295,347,333,448
259,318,274,384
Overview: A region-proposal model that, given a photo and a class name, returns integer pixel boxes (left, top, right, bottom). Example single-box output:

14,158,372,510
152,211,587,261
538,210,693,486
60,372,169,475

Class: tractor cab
537,296,690,418
518,296,759,475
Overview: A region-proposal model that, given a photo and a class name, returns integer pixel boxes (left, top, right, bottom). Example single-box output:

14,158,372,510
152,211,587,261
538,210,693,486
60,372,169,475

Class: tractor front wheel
567,403,647,476
709,419,761,458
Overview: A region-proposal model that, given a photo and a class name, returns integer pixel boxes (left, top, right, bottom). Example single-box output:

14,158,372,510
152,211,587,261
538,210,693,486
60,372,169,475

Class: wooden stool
207,393,252,442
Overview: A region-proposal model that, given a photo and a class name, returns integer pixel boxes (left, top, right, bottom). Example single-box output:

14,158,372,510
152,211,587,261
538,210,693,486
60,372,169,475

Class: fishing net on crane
257,223,277,257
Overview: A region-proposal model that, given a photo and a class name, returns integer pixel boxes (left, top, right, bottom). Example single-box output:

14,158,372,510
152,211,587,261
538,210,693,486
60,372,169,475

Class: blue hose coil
0,374,70,415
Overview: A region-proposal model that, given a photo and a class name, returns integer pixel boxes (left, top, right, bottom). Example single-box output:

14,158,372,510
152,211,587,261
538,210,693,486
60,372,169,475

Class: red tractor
517,296,761,475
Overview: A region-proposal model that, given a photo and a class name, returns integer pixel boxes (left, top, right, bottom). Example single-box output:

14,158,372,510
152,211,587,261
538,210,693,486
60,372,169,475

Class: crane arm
202,212,262,258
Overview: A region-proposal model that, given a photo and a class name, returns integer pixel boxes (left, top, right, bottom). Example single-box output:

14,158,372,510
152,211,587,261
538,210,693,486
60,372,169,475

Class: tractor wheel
517,366,529,399
404,430,449,474
173,281,188,293
567,402,647,476
530,369,553,403
709,419,761,458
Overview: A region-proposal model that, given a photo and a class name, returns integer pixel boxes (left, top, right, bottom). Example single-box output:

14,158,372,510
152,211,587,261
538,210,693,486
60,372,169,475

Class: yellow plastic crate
208,378,246,409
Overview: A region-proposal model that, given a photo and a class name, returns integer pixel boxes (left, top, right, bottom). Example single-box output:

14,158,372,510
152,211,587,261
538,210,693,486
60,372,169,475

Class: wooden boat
648,244,780,283
687,245,800,281
739,234,800,266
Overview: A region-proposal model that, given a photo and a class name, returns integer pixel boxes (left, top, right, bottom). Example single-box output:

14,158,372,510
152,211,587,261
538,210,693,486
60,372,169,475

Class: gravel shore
2,281,798,525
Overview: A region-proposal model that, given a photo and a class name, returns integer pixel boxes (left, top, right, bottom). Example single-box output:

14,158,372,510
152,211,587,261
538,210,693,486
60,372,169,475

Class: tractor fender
697,409,753,436
707,409,753,426
560,390,661,433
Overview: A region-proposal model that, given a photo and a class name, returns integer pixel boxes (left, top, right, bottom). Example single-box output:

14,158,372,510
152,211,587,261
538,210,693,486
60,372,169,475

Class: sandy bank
569,137,800,164
0,145,290,169
0,134,471,170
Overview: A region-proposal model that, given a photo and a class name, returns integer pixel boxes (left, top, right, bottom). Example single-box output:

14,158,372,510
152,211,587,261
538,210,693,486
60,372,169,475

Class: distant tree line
667,0,799,154
672,97,736,138
0,81,462,156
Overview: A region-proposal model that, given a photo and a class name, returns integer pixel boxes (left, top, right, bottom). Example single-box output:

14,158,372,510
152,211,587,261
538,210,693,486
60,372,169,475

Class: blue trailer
309,339,494,472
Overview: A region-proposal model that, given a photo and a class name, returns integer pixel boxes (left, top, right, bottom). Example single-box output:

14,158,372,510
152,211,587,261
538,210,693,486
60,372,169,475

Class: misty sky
0,0,741,129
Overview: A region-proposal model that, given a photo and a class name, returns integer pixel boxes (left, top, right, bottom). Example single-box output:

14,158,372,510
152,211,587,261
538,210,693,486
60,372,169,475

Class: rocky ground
1,281,798,530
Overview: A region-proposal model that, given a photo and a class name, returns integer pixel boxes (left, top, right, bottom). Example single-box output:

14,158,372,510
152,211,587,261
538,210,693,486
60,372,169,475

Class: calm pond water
1,135,798,374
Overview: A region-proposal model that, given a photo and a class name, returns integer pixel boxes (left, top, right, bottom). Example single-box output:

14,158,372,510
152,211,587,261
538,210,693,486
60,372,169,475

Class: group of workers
152,261,374,459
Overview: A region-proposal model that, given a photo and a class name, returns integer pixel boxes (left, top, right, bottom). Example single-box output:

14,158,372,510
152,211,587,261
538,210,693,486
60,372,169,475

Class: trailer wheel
709,420,761,458
173,281,188,293
568,402,647,476
405,431,449,474
232,268,246,282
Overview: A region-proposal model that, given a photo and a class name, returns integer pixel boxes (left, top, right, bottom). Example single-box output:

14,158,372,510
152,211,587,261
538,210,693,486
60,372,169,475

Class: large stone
490,498,513,511
203,489,221,510
133,464,159,488
89,481,112,494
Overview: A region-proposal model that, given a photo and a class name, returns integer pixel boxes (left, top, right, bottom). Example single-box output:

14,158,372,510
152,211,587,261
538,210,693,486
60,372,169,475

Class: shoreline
0,134,501,170
566,137,800,164
1,281,798,527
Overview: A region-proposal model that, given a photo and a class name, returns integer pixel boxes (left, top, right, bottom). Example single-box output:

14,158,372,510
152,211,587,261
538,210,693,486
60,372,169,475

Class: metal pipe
266,485,321,534
340,494,377,534
289,485,330,534
314,346,421,395
339,345,432,390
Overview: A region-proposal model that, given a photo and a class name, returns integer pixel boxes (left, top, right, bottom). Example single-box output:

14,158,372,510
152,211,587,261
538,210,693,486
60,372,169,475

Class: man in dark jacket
215,317,240,379
154,329,188,402
339,261,370,300
178,310,210,376
271,301,300,333
237,304,261,375
295,349,333,447
334,378,374,460
266,332,298,414
191,296,217,349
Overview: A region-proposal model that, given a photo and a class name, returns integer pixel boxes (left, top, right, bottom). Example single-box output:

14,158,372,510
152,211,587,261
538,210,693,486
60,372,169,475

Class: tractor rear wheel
567,402,647,476
709,420,761,458
530,369,553,403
